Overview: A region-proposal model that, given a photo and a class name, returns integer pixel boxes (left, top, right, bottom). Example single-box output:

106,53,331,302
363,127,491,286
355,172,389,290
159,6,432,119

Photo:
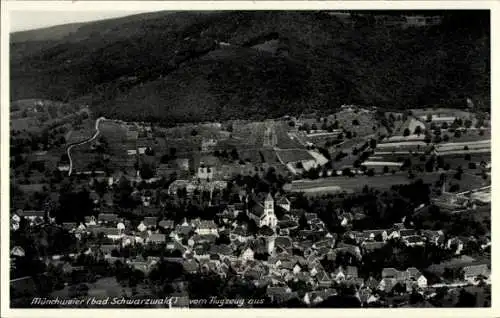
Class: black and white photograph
2,1,496,314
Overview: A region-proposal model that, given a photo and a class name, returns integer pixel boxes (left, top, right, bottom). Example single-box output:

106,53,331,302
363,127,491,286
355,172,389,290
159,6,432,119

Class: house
169,295,190,308
137,222,147,232
312,237,336,250
142,216,158,229
201,138,217,152
128,260,150,274
11,246,25,257
248,193,278,230
121,235,136,247
446,237,464,255
97,213,119,224
363,229,388,242
422,230,445,245
197,166,214,181
339,212,355,227
333,266,358,282
334,243,362,260
209,244,234,259
84,215,97,226
304,289,336,306
230,226,253,243
378,277,397,293
99,244,121,258
266,286,294,303
182,259,199,274
463,264,490,283
195,220,218,236
240,247,255,262
147,233,166,244
361,241,385,253
88,227,123,241
277,197,291,212
399,229,417,238
174,219,193,236
61,222,77,232
404,235,425,247
16,209,46,222
406,267,427,288
316,269,333,288
11,213,21,229
273,236,293,254
166,240,188,255
381,267,427,289
158,219,174,229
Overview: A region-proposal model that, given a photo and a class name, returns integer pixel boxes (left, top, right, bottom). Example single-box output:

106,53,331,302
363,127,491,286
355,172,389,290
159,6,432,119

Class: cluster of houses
11,189,491,307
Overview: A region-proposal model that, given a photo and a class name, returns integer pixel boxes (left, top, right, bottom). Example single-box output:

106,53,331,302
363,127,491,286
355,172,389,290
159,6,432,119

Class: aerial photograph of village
8,9,491,309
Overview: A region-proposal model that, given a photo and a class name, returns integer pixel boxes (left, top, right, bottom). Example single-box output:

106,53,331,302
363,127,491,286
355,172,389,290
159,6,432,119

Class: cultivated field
275,149,314,164
284,173,444,194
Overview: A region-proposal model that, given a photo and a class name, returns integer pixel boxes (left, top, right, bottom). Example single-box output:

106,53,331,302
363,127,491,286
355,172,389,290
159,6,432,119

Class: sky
10,10,153,32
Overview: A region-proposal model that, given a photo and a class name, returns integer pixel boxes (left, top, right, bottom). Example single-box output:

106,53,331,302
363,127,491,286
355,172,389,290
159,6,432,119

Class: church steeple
265,192,274,204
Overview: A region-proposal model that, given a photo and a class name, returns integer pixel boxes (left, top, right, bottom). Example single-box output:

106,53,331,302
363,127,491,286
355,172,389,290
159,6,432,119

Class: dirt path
66,117,106,176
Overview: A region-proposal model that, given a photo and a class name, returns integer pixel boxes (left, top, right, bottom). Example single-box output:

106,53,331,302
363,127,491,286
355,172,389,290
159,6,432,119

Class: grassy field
11,117,41,132
19,183,48,193
231,121,266,147
285,173,444,193
275,121,304,149
439,153,490,171
66,119,96,144
275,149,314,164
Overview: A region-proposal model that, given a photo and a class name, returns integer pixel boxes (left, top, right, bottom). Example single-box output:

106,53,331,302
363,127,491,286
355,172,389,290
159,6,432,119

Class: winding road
66,117,106,176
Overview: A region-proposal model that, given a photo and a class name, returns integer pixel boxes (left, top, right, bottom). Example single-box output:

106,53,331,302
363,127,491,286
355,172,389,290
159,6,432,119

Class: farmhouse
463,264,490,283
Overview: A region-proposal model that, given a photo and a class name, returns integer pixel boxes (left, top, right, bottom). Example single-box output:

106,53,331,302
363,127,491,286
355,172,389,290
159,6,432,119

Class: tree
426,114,433,122
443,134,450,142
414,126,422,136
401,158,412,170
441,122,449,129
370,138,377,149
424,134,432,144
403,128,411,137
191,129,198,136
231,148,239,161
352,119,360,126
366,169,375,177
464,154,471,161
383,166,389,174
298,213,308,230
140,164,155,179
456,289,476,307
342,168,353,177
454,130,462,138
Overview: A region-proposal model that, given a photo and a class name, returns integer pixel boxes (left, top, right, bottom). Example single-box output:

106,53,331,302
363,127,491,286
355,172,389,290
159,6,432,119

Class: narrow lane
66,117,105,176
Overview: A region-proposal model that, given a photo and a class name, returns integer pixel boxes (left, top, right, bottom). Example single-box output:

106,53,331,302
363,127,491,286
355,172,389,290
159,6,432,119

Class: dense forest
11,10,490,125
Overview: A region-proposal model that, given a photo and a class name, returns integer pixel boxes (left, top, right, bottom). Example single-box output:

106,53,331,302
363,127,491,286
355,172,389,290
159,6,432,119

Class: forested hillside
11,11,490,125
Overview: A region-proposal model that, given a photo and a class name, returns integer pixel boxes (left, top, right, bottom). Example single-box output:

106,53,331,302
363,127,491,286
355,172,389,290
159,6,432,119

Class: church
247,193,278,230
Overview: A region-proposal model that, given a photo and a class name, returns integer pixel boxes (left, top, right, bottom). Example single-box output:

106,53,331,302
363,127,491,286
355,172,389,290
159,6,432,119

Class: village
9,99,491,308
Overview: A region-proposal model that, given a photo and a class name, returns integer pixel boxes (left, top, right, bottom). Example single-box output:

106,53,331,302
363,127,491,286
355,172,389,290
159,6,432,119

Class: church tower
264,193,274,216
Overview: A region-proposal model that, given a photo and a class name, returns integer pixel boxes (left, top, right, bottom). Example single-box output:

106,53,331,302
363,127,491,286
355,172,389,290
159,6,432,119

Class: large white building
248,193,278,230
